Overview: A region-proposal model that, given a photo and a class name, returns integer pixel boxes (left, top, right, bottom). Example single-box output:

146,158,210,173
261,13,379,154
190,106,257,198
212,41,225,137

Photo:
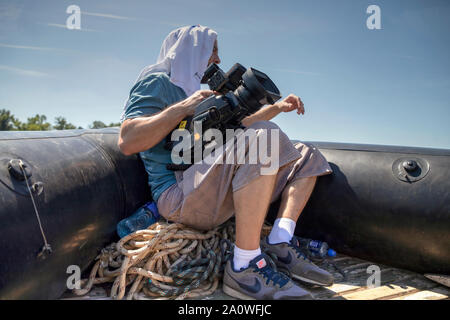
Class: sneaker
222,253,313,300
261,236,334,287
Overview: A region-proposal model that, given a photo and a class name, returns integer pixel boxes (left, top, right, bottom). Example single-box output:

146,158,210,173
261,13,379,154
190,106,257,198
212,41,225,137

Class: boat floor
60,253,450,300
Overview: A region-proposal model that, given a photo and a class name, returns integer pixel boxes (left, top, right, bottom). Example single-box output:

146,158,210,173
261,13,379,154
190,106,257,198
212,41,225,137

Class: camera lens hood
242,68,281,105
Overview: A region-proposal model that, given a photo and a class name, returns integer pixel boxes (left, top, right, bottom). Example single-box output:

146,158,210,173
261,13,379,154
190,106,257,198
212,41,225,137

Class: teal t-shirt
122,72,187,202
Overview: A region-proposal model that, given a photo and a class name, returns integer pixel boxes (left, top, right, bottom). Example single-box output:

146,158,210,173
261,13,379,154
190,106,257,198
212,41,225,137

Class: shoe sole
222,284,256,300
291,274,333,287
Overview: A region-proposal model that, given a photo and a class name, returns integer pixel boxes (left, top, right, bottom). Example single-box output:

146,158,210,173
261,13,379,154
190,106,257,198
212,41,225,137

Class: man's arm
118,90,214,156
241,104,282,127
241,94,305,127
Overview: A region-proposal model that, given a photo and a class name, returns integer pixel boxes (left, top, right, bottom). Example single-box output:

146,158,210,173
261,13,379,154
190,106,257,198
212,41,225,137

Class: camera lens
234,68,281,115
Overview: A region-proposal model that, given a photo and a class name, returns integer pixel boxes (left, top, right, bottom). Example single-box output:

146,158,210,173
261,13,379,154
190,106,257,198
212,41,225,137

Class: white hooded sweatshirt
134,25,217,97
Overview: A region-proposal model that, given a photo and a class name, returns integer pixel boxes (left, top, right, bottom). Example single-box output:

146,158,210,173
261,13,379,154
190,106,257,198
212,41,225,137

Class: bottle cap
327,248,337,257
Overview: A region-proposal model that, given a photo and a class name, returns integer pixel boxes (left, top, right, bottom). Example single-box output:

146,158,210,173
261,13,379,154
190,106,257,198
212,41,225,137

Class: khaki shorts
157,121,332,230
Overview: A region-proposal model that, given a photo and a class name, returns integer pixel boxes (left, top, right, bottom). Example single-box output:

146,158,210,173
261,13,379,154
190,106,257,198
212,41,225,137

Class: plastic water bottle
117,202,160,238
297,237,336,258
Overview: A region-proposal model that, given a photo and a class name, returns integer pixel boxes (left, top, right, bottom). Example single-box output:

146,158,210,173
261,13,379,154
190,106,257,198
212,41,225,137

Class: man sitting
118,25,333,300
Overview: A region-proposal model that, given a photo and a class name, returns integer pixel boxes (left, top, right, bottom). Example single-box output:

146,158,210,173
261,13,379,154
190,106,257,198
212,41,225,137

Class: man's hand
275,94,305,115
241,93,305,126
182,90,215,116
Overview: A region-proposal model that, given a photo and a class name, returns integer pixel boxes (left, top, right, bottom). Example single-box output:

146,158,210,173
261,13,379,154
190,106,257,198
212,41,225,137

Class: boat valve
402,160,418,172
392,157,430,183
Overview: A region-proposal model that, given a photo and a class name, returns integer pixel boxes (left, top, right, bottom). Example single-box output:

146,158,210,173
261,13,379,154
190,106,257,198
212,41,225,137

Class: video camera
165,63,281,169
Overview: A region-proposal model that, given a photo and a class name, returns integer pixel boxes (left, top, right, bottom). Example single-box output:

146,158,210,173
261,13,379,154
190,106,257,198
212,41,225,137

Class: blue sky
1,0,449,149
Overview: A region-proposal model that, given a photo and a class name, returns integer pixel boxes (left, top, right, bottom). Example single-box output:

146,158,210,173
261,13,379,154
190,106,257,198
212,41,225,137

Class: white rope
18,160,52,256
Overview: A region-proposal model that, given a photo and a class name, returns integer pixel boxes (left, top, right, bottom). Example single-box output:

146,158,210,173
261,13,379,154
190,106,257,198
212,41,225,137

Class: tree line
0,109,120,131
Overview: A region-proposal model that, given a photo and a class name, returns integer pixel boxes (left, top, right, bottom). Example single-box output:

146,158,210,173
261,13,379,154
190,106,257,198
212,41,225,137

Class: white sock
268,218,296,244
232,245,261,271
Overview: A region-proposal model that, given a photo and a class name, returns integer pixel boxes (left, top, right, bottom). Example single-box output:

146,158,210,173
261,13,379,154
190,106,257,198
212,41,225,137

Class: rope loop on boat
18,160,52,259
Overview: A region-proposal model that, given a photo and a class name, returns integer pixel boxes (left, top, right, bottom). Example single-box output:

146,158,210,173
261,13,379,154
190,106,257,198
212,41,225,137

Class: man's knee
247,120,280,131
246,121,284,144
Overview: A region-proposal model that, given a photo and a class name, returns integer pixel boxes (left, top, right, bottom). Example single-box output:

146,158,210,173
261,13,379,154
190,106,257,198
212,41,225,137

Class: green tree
89,121,121,129
22,114,51,131
54,116,76,130
0,109,21,131
1,109,118,131
89,120,107,129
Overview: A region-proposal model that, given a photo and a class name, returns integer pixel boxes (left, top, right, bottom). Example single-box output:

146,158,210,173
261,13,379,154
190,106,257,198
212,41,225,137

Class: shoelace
289,236,312,262
252,255,290,288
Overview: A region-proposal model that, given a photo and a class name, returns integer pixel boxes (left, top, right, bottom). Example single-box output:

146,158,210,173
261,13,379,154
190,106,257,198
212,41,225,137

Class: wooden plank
309,270,416,299
341,262,373,272
341,277,438,300
327,257,368,269
310,283,361,299
424,274,450,288
327,256,353,263
391,286,450,300
343,284,416,300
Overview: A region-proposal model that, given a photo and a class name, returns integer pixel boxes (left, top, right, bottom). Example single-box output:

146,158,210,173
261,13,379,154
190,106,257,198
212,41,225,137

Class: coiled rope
72,219,272,300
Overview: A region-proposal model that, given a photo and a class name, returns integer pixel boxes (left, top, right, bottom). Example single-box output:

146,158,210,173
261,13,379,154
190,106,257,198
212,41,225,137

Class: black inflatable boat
0,128,448,299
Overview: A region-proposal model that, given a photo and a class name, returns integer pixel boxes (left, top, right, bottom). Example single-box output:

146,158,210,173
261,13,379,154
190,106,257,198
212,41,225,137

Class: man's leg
268,176,317,244
263,175,334,286
232,172,277,270
223,169,313,300
234,173,278,250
